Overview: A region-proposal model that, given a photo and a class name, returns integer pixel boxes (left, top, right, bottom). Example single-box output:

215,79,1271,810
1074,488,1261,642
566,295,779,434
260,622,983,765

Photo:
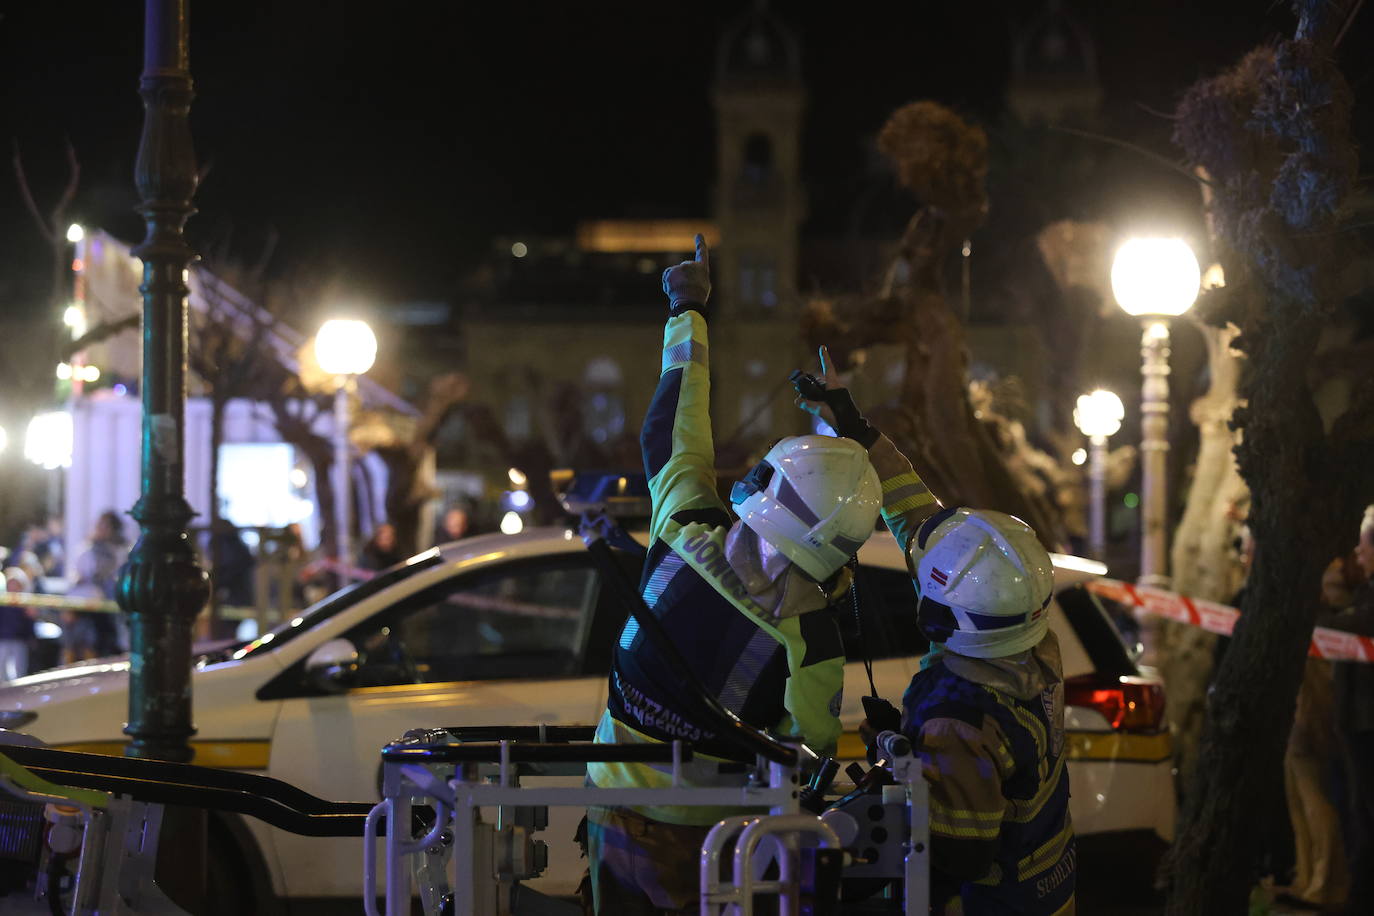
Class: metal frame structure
366,728,931,916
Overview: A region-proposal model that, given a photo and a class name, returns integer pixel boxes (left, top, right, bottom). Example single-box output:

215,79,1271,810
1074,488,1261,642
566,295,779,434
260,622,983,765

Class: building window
742,133,773,186
737,254,777,308
583,358,626,445
739,391,773,440
505,395,532,441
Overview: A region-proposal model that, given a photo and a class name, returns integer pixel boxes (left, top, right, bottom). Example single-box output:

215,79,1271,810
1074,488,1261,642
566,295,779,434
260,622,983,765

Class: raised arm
641,235,724,542
792,346,942,552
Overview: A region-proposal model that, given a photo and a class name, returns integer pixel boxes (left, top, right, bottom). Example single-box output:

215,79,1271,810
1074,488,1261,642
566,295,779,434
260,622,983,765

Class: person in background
435,505,470,545
1274,554,1357,911
208,519,256,612
1318,506,1374,916
65,510,129,661
0,567,37,682
13,518,61,576
359,522,404,571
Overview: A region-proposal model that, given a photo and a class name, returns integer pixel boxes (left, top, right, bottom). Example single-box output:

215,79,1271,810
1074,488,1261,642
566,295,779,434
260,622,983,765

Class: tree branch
1048,126,1214,187
53,138,81,224
12,142,55,242
62,315,140,359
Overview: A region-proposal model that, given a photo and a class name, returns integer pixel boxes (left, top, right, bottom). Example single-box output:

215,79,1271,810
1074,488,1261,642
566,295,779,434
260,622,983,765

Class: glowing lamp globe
25,411,73,470
315,319,377,377
1110,238,1201,318
1074,389,1125,439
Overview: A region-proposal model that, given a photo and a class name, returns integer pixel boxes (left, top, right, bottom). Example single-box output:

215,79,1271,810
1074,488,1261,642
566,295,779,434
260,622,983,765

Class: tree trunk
1156,321,1247,794
1167,319,1345,912
1165,2,1367,907
205,393,226,633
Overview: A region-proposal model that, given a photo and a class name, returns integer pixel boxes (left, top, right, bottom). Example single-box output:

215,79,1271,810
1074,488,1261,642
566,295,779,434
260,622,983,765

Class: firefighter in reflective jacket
795,349,1076,916
585,237,883,915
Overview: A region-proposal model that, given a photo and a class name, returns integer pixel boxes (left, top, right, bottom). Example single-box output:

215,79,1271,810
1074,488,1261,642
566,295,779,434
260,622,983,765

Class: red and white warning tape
1087,578,1374,664
0,591,258,620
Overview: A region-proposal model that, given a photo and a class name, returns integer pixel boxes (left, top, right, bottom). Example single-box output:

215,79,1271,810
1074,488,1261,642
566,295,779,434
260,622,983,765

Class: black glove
661,234,711,316
790,369,879,448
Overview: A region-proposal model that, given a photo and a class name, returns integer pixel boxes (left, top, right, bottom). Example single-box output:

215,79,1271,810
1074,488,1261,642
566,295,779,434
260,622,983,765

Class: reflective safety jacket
587,309,846,826
902,636,1076,915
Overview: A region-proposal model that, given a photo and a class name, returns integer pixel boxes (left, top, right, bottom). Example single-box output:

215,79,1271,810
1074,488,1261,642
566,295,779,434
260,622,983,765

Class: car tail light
1064,674,1165,732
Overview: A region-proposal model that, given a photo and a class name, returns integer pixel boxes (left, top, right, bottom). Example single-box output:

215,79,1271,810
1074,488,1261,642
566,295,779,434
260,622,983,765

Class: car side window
347,558,601,685
838,566,928,662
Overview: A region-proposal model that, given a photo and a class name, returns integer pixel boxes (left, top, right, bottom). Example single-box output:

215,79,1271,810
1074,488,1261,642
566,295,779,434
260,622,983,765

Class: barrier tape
0,591,260,621
299,557,376,583
1087,578,1374,664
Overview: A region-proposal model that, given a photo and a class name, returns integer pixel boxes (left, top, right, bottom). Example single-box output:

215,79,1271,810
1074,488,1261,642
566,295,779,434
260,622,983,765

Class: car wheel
204,818,265,916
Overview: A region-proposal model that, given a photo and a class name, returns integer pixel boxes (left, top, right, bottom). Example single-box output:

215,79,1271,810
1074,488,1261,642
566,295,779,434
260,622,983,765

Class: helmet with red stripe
907,507,1054,658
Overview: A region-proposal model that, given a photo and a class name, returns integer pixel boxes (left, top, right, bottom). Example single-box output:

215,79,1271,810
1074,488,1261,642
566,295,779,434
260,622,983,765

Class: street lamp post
115,0,210,765
315,319,377,572
1073,389,1124,561
1111,238,1200,587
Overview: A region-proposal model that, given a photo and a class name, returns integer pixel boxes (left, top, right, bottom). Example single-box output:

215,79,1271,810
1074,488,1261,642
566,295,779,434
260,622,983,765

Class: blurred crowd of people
0,511,129,681
0,502,478,681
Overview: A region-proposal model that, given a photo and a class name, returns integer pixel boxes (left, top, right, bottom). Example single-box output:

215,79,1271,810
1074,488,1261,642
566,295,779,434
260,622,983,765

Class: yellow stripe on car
1066,731,1171,763
52,740,272,770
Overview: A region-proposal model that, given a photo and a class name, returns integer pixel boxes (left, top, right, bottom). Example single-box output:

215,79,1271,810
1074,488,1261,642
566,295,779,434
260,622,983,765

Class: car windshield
197,551,445,665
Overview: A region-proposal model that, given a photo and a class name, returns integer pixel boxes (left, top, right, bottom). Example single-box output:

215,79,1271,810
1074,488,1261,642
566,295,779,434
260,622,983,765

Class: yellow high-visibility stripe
929,800,1005,821
881,473,922,494
886,492,937,516
1017,819,1074,881
930,817,1003,840
1010,752,1066,822
986,686,1047,760
52,740,272,770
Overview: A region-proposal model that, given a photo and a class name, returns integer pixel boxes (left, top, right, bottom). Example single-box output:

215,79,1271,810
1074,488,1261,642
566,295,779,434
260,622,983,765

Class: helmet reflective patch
774,474,820,526
830,533,864,556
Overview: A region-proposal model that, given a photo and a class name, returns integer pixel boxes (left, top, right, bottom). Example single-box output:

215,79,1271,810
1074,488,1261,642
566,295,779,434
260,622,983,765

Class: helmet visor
729,459,775,506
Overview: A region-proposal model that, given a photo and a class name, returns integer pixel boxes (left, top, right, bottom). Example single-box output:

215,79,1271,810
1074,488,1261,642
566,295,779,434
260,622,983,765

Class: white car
0,527,1174,912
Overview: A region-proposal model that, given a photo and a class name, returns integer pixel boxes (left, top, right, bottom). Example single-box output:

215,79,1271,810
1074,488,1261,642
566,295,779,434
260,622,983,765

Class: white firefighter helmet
907,507,1054,658
730,435,881,582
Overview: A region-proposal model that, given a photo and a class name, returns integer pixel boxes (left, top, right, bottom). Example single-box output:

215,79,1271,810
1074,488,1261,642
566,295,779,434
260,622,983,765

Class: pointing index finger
695,233,709,270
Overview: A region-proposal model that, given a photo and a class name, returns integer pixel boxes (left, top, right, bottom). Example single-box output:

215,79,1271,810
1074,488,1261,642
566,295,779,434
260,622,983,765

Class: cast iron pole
116,0,210,763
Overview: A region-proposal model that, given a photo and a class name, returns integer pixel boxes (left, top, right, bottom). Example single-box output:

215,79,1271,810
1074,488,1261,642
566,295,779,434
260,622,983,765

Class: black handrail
382,741,693,765
2,747,374,837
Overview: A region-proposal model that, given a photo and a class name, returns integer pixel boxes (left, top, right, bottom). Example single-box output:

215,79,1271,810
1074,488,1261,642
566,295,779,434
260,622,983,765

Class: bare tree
187,245,283,625
372,372,470,553
803,102,1067,545
1165,2,1373,911
10,140,80,399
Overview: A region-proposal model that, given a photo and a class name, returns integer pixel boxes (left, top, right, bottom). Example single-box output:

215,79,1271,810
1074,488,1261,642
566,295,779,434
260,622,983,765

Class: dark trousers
586,806,710,915
1342,730,1374,915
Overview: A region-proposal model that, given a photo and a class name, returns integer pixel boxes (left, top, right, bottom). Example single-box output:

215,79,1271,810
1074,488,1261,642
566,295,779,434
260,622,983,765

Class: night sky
0,1,1353,313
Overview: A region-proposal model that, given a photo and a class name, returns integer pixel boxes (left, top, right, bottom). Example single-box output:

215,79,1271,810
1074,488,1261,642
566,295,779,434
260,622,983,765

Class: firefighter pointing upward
585,237,882,915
